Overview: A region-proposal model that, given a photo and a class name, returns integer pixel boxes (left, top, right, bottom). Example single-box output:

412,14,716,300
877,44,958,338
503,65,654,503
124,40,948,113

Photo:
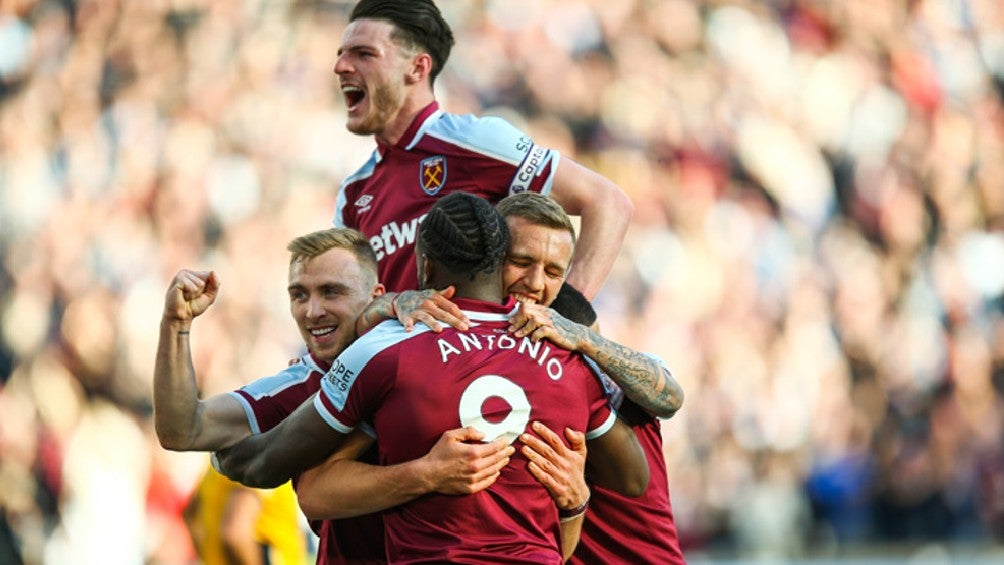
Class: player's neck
431,277,505,305
375,91,436,146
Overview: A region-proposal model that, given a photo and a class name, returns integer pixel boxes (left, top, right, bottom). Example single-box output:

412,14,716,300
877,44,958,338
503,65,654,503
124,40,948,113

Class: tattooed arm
509,302,683,419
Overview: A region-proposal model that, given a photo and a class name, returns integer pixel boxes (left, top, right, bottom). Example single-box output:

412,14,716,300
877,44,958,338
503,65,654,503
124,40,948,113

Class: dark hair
550,282,597,327
350,0,455,82
419,192,509,280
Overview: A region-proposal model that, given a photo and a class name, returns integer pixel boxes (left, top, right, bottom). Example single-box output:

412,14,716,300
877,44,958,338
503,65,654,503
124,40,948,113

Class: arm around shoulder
214,396,347,489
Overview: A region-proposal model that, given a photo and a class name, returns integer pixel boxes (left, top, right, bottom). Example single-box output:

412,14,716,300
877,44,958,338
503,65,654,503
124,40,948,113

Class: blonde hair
287,228,378,287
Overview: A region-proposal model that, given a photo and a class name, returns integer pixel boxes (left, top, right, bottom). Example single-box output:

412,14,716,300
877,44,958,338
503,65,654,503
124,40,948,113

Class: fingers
528,421,566,453
173,270,213,298
467,471,502,494
404,311,441,333
508,304,554,340
525,460,559,490
564,427,587,453
426,291,469,330
205,270,221,295
487,446,514,471
432,428,514,495
398,288,470,332
448,426,486,443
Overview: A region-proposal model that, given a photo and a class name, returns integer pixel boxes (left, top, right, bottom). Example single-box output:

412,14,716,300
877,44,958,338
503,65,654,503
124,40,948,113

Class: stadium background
1,0,1003,562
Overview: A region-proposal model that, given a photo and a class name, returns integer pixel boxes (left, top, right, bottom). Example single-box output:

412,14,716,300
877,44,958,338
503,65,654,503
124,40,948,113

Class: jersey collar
451,295,520,322
307,352,333,373
375,101,441,157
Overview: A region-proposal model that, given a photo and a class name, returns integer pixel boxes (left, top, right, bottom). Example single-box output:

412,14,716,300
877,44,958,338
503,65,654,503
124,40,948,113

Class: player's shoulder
426,111,534,160
341,321,432,364
341,150,380,188
433,110,521,134
255,356,314,385
235,355,319,401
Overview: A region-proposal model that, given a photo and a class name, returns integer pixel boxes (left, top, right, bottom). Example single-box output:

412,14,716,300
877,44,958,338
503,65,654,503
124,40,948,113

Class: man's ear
419,254,435,289
405,52,433,85
371,283,386,300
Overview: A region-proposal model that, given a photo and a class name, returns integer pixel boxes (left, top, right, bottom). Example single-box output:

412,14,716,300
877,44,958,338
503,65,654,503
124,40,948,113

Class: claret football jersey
313,297,615,564
229,354,386,564
571,357,686,565
333,102,560,292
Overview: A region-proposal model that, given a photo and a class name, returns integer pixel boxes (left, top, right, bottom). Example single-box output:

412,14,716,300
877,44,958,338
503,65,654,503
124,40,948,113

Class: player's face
502,216,574,307
334,19,413,138
288,248,377,362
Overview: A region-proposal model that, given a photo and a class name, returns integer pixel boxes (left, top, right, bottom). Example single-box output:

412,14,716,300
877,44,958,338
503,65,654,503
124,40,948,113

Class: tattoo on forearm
588,334,678,416
552,316,588,347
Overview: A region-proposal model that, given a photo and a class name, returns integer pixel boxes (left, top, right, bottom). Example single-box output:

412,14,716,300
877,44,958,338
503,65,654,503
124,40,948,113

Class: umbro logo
355,195,374,208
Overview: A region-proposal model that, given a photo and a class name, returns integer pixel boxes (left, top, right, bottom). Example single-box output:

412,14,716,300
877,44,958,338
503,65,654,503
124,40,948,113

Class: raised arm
213,394,346,489
154,270,253,451
509,302,684,419
296,427,513,520
548,158,633,300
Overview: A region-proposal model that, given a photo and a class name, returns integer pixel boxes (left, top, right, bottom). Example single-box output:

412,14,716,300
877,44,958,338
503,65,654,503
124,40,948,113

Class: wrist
389,293,401,318
161,318,192,333
407,455,439,496
575,329,601,356
558,493,590,522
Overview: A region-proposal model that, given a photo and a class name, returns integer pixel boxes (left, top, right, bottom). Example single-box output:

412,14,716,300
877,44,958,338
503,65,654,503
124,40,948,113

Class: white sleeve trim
584,410,617,441
312,394,356,435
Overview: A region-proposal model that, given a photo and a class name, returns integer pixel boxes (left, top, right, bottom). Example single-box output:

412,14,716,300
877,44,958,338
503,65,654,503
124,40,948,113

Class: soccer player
297,192,687,562
500,195,687,564
331,0,632,298
153,228,513,564
527,283,687,564
212,193,649,564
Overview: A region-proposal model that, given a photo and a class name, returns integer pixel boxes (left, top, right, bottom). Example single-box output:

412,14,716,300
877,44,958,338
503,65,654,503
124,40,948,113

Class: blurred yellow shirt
186,463,307,565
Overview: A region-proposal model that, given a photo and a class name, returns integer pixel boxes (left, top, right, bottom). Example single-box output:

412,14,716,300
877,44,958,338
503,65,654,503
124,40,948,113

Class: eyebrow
507,253,569,272
337,43,379,57
289,282,352,292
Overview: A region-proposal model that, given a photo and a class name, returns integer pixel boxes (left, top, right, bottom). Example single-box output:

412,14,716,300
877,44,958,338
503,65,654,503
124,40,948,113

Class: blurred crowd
1,0,1003,563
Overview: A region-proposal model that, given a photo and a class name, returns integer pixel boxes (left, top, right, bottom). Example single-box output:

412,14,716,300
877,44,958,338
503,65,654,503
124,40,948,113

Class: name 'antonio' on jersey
312,297,613,564
333,102,560,292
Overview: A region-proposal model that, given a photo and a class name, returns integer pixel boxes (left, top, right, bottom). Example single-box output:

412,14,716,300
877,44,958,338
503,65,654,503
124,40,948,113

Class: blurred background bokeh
1,0,1003,563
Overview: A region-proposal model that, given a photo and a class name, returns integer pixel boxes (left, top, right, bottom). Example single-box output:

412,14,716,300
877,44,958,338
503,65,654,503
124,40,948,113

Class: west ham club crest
420,156,446,195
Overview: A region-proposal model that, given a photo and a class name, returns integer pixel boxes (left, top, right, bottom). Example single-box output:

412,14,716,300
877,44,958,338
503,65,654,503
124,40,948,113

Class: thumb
454,426,486,443
564,428,586,451
205,271,221,295
438,285,456,299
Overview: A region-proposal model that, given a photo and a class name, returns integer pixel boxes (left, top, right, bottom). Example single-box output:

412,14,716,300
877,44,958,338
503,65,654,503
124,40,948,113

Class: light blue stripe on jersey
227,356,319,434
316,321,434,432
229,393,262,434
333,154,378,228
421,112,560,196
423,112,558,169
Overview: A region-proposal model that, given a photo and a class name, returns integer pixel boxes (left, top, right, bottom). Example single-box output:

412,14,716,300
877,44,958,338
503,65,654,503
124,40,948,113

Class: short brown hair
495,192,576,245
